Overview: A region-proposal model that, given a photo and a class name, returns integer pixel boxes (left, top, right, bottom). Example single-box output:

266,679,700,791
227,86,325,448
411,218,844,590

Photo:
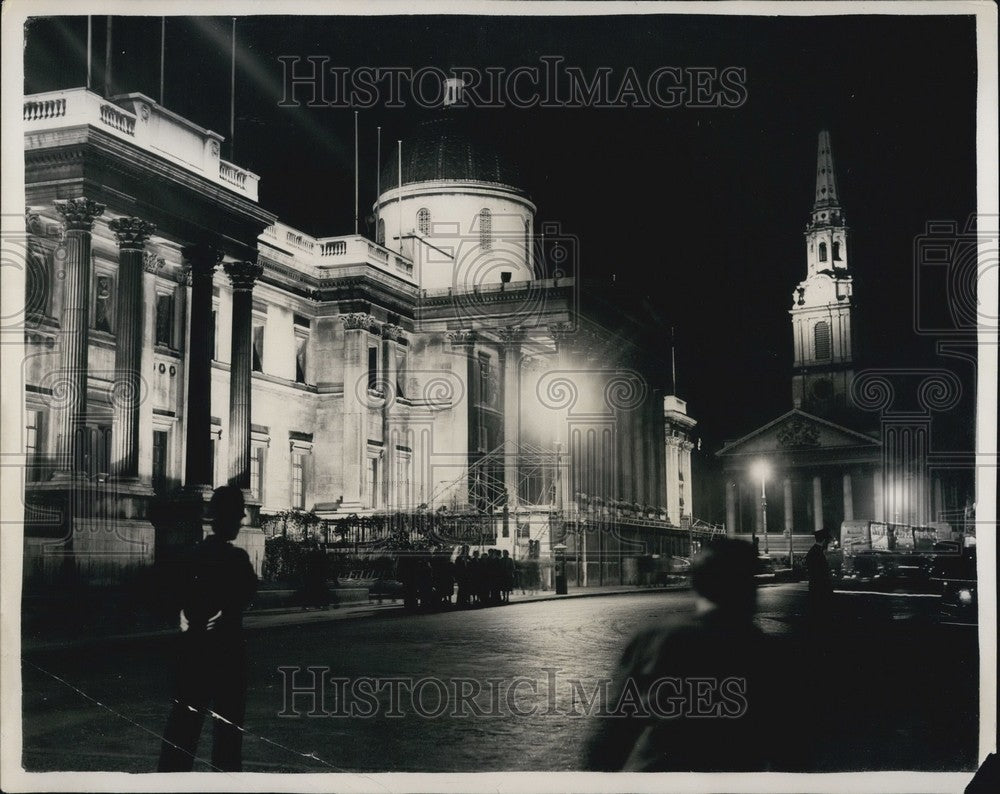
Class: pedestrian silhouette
805,527,835,632
583,538,781,771
158,485,258,772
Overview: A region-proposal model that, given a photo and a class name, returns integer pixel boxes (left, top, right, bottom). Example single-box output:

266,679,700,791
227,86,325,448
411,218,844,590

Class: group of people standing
397,545,518,610
454,546,517,607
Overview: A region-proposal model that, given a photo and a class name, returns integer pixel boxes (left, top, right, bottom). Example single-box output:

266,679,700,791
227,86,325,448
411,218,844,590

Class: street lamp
751,460,770,556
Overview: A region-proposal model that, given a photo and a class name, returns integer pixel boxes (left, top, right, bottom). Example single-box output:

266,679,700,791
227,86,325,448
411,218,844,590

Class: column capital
381,322,405,341
496,325,525,345
54,197,105,231
447,328,476,346
108,217,156,250
224,260,264,292
181,243,223,276
342,312,378,332
143,251,165,274
25,207,42,234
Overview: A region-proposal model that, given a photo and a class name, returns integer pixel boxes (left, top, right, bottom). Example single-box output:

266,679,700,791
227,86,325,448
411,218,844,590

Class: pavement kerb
22,584,691,653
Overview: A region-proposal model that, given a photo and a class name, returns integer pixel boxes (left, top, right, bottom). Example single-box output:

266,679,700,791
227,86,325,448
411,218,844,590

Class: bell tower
790,130,855,419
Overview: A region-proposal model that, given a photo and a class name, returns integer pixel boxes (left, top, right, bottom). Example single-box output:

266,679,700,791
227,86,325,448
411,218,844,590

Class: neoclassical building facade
19,88,700,584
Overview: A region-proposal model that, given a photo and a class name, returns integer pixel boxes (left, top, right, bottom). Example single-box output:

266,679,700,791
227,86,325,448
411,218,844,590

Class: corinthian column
108,217,155,479
53,197,105,474
182,244,222,491
224,261,263,492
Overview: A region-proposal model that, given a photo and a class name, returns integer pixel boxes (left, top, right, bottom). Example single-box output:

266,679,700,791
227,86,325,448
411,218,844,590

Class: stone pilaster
224,261,264,492
498,327,524,509
341,313,377,509
52,197,105,473
108,217,156,479
182,243,222,491
784,477,794,534
381,323,404,509
812,475,824,532
842,472,854,522
725,479,737,536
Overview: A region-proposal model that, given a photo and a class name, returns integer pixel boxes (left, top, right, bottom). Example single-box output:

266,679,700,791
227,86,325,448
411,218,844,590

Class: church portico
721,410,882,551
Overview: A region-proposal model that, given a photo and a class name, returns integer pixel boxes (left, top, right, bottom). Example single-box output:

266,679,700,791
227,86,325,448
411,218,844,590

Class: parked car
933,549,977,626
884,553,934,592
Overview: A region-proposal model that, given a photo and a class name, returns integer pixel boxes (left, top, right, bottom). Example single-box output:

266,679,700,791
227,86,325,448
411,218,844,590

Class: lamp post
751,460,770,557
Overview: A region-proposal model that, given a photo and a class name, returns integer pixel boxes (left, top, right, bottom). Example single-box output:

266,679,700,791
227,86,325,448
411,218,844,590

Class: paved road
21,585,979,773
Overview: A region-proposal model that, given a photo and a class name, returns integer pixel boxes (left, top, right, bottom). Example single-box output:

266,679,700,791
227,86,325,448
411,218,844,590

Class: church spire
810,130,845,229
791,128,854,419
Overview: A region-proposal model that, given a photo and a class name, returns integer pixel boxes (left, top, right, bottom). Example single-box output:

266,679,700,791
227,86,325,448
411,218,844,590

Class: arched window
814,321,831,360
376,218,385,246
417,208,430,236
479,208,492,250
818,241,828,262
833,241,842,261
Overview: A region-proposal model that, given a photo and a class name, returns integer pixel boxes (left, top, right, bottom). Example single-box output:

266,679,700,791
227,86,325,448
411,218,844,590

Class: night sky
23,13,979,521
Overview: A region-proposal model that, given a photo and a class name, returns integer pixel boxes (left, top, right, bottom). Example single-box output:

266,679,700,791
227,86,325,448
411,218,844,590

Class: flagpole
354,111,359,235
86,17,92,89
104,16,112,97
397,140,403,254
229,18,236,162
159,17,165,105
376,126,382,241
671,326,677,394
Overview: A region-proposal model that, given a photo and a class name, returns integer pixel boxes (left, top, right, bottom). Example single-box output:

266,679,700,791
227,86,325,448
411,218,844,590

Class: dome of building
380,116,524,194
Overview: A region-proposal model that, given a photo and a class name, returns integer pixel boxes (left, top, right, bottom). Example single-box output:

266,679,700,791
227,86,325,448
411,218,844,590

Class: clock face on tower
812,378,834,400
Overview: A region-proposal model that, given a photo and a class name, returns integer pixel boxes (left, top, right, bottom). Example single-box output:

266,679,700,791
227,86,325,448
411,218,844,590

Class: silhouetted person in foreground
805,527,834,631
158,486,258,772
584,538,782,771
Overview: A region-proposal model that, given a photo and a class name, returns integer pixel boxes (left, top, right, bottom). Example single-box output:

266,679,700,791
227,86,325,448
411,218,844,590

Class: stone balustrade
24,88,259,201
257,223,417,283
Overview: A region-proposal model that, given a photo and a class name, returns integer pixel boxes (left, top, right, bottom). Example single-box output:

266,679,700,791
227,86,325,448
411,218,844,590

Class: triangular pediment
717,409,880,457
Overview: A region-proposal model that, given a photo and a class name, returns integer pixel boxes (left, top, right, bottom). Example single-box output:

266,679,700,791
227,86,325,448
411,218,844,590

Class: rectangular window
814,321,832,360
252,322,265,372
394,454,412,509
368,458,379,508
478,354,490,405
395,347,407,399
155,292,174,347
250,446,265,501
295,333,308,384
152,430,169,494
25,409,42,482
367,346,378,391
478,414,488,453
291,452,306,509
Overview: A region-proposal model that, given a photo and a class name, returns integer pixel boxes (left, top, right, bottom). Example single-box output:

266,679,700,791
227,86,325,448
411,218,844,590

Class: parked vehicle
933,548,977,626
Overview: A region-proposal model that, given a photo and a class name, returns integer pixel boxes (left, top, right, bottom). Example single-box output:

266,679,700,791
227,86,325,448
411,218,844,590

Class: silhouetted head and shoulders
182,486,257,632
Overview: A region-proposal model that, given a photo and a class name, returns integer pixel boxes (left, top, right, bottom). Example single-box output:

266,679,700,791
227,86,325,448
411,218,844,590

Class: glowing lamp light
751,460,771,483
